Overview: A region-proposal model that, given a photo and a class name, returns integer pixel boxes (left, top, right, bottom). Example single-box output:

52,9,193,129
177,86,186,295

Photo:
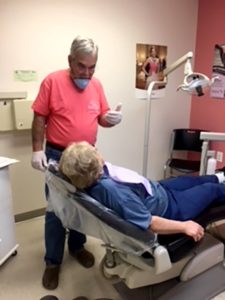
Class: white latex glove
104,103,123,125
31,150,48,172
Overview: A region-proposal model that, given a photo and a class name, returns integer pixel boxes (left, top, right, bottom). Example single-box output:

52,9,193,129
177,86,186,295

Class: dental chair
46,164,225,300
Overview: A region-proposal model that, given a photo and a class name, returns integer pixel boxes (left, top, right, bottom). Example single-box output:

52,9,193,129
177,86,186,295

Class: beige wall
0,0,199,215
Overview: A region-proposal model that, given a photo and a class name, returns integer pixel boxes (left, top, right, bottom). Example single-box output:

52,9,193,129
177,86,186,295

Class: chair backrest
172,128,204,152
46,165,157,256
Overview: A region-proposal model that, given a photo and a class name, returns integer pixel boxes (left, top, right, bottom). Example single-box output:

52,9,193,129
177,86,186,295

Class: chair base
113,262,225,300
102,233,223,289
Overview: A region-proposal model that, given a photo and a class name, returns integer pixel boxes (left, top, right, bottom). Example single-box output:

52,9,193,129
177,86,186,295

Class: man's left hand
104,103,122,125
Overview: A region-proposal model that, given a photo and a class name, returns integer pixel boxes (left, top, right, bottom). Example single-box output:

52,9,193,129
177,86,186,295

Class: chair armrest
154,245,172,273
157,203,225,263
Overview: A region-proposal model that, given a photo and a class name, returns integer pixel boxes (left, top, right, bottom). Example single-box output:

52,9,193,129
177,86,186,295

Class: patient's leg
167,182,225,220
160,175,218,191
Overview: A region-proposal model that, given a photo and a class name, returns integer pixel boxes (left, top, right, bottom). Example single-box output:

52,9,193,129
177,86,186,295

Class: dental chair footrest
180,233,224,281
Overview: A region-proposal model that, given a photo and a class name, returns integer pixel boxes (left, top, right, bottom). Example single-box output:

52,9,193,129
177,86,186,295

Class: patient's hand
183,220,204,242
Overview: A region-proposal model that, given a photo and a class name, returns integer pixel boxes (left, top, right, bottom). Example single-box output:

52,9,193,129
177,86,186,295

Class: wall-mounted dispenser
0,92,33,131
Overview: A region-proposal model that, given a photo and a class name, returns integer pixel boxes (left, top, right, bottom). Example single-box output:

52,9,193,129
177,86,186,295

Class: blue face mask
73,78,90,90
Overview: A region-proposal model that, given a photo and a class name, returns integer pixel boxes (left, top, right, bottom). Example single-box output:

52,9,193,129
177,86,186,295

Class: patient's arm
150,216,204,242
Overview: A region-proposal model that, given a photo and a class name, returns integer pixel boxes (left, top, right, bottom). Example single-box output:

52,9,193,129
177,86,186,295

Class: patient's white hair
59,141,102,190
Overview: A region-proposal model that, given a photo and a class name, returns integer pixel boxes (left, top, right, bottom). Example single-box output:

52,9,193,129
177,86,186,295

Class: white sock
215,172,225,183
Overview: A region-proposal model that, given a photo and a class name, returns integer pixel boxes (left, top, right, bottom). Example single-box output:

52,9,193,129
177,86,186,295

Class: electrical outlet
217,151,223,162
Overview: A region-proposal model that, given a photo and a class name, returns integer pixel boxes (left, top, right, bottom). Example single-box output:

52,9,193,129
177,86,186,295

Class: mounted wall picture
136,43,167,99
210,44,225,99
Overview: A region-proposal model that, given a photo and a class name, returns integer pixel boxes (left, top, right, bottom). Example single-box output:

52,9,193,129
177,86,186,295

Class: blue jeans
44,145,86,265
160,175,225,221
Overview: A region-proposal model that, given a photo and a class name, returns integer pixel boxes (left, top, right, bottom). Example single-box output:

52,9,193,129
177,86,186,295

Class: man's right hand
31,150,48,171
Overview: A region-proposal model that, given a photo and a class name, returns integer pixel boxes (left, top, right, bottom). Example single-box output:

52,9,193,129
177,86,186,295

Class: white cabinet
0,158,19,266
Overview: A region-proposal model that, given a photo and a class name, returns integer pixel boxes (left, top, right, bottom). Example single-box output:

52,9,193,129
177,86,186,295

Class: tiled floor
1,216,225,300
0,216,122,300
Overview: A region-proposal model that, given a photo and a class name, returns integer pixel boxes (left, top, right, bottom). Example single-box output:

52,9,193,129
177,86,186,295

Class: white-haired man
31,36,122,290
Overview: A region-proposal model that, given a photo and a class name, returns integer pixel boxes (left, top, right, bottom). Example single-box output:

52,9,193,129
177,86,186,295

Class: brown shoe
42,265,60,290
72,297,89,300
69,248,95,268
40,296,59,300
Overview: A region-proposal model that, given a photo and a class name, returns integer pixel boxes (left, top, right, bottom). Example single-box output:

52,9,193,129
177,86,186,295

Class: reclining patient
59,141,225,243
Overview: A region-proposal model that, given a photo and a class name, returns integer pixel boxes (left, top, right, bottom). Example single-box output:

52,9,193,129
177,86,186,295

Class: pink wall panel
190,0,225,167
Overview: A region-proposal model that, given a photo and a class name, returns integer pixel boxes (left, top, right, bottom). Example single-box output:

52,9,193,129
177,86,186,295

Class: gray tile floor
0,217,122,300
1,216,225,300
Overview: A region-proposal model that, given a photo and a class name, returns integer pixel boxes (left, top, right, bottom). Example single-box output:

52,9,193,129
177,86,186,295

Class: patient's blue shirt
86,163,169,230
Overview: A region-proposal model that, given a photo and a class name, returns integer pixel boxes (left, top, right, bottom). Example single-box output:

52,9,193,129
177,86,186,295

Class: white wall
0,0,199,214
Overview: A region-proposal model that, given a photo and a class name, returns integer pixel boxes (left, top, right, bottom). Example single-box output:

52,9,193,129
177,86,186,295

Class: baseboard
15,207,46,223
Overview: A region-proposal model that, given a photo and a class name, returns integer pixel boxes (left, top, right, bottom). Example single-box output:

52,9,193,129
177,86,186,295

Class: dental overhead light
177,73,217,97
163,51,219,97
142,51,219,177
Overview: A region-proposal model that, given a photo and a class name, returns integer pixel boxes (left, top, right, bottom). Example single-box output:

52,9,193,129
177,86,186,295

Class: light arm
142,50,217,176
163,51,193,76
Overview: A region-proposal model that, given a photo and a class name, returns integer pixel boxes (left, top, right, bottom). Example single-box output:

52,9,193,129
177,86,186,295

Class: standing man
31,36,122,290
